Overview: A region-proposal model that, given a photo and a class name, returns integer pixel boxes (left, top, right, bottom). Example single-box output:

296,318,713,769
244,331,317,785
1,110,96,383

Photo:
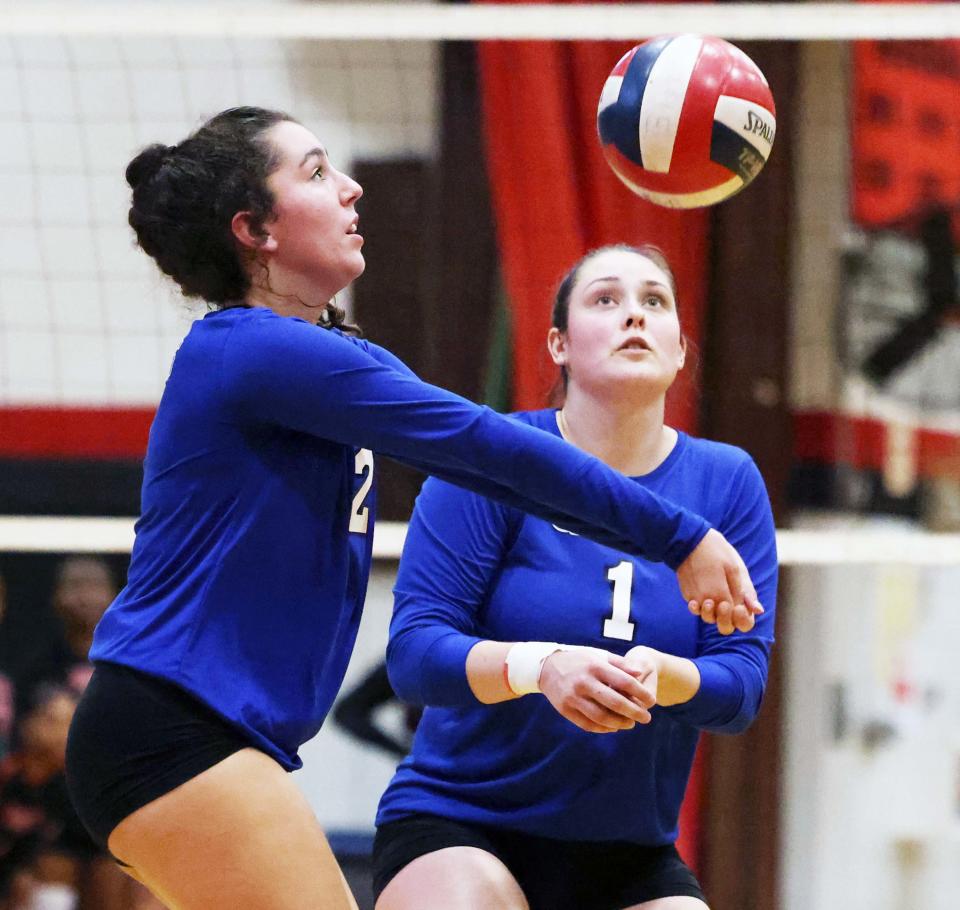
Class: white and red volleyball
596,35,776,209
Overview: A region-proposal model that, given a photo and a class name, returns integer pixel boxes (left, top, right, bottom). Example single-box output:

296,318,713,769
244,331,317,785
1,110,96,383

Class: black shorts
65,662,251,856
372,813,706,910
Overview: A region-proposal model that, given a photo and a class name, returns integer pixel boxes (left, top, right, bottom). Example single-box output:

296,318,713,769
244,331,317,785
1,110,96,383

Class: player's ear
677,334,687,371
547,327,567,366
231,211,278,253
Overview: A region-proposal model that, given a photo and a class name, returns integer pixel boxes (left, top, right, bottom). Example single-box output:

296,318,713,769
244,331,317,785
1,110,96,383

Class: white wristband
504,643,613,696
504,641,563,695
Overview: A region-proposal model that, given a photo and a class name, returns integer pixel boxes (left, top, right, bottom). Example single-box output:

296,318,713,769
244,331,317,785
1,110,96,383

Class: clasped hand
538,647,658,734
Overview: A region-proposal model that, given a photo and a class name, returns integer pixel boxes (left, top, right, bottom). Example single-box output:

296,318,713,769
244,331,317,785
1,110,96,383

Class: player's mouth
617,336,651,352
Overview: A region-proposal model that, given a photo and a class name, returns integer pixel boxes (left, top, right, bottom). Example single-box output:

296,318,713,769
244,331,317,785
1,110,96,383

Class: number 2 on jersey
349,448,374,533
603,560,636,641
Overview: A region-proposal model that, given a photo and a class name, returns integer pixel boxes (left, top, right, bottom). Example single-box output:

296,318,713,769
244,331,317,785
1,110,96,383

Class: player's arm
658,457,779,733
353,335,420,379
222,314,757,612
620,646,700,707
223,314,709,566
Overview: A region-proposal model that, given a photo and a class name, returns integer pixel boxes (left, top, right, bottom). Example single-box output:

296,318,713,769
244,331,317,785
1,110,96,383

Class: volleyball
597,34,776,208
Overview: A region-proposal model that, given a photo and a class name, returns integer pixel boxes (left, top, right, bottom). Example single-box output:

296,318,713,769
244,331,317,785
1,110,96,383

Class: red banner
853,4,960,228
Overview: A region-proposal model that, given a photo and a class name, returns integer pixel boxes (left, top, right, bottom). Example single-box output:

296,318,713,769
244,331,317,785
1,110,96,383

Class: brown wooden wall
352,42,499,521
698,40,799,910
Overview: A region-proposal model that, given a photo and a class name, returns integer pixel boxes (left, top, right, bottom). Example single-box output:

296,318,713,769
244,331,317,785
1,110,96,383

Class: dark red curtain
475,1,710,434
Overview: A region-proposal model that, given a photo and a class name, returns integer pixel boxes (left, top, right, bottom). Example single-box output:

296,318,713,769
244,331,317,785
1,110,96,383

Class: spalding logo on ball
597,34,776,209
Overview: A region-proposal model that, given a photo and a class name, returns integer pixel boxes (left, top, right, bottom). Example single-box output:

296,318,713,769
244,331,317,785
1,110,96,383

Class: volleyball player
373,246,779,910
64,109,761,910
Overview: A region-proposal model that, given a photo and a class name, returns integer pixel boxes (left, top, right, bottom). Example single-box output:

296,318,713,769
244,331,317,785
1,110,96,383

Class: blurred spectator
0,562,161,910
0,685,163,910
50,557,117,694
0,685,92,908
15,558,117,718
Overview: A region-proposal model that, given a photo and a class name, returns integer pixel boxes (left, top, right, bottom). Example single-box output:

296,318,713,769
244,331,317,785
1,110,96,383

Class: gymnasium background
1,2,958,909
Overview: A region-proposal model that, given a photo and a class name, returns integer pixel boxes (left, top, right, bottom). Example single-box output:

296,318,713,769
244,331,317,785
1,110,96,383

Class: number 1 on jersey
349,448,374,533
603,560,636,641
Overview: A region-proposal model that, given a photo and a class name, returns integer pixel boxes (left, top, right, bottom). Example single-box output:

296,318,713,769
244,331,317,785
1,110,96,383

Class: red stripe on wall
794,410,885,470
0,407,154,459
794,410,960,477
5,405,955,475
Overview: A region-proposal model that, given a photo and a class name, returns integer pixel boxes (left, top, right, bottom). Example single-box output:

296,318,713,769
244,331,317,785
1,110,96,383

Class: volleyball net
2,0,959,590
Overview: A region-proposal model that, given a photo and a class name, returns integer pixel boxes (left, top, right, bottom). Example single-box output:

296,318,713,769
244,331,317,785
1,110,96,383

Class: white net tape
3,2,960,41
1,516,958,565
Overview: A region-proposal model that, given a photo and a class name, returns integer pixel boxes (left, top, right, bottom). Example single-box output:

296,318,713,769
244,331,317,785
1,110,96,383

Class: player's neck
245,274,335,322
557,392,675,476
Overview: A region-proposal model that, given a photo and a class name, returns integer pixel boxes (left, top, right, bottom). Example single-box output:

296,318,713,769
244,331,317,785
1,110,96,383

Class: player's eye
644,294,664,307
312,167,325,180
597,294,617,306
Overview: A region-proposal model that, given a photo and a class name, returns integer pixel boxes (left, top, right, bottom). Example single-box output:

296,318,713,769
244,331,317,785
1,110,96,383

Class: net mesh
0,28,438,404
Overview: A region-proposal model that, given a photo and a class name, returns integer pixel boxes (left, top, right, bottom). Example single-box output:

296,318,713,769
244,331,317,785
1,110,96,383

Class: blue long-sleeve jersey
378,409,778,843
90,308,714,771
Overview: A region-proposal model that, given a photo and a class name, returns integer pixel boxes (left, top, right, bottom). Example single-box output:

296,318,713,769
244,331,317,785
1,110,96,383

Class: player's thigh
107,747,357,910
627,897,710,910
376,845,529,910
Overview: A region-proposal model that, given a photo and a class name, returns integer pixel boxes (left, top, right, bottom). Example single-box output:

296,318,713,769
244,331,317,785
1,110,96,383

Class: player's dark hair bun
125,143,173,190
125,107,295,304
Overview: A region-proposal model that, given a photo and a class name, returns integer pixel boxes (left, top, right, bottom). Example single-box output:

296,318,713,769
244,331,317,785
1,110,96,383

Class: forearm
465,640,520,704
386,624,482,706
661,649,770,733
393,417,709,568
633,646,701,707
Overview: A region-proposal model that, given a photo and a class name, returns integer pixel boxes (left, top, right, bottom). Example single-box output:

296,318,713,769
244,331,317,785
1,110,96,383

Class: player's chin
610,364,671,392
343,251,366,282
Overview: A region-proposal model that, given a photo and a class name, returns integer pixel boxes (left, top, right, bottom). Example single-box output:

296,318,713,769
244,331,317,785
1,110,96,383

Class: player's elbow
384,635,425,705
710,690,765,734
711,711,756,735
